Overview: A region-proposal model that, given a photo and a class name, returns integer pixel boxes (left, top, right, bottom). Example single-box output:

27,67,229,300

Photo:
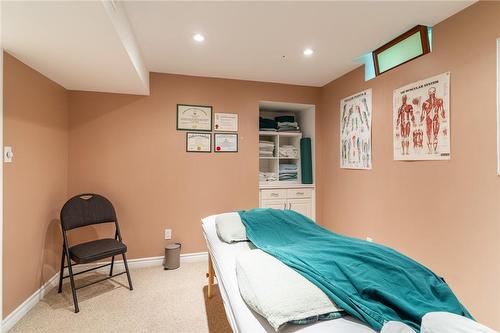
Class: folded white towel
259,172,277,182
236,249,343,331
279,145,299,158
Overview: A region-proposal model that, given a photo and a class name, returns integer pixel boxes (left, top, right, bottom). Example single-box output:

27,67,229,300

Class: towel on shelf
259,140,275,157
279,163,298,181
259,172,277,182
277,121,300,132
275,115,295,123
274,115,300,132
279,145,299,159
279,173,297,181
279,164,298,171
279,173,298,178
259,141,275,147
259,117,277,131
277,122,299,127
278,128,300,132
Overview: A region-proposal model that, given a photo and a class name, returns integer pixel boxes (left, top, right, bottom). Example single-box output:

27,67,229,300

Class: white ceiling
124,1,473,87
2,1,474,95
2,1,149,95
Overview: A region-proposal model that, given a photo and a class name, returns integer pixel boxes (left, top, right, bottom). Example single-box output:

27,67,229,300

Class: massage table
202,214,377,333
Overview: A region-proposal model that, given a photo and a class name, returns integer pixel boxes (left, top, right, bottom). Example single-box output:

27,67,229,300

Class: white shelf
259,131,278,136
276,132,302,137
259,180,299,186
259,131,302,137
259,131,301,184
259,109,311,188
259,182,315,189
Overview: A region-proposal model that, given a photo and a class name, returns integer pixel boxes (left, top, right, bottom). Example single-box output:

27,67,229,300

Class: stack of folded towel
259,172,277,182
275,115,300,132
259,117,277,131
279,164,298,181
259,140,275,157
279,145,299,159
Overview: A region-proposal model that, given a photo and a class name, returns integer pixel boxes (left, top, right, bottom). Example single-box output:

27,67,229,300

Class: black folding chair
58,193,133,313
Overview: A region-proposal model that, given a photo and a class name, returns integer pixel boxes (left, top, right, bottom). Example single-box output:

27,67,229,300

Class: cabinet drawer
287,188,312,199
260,199,287,210
261,189,287,200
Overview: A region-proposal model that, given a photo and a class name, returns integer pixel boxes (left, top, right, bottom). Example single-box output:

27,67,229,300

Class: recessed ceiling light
303,48,314,56
193,33,205,43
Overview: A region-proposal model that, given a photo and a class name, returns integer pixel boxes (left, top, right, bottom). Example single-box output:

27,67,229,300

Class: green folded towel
275,115,295,123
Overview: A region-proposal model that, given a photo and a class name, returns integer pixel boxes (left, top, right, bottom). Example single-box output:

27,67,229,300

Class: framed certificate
186,132,211,153
177,104,212,131
214,113,238,132
214,133,238,153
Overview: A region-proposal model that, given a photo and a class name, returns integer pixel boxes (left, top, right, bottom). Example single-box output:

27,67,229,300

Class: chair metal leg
109,256,115,277
121,253,133,290
65,250,80,313
58,247,65,293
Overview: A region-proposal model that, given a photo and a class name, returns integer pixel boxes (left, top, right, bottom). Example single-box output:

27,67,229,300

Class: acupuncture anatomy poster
340,89,372,169
393,72,450,161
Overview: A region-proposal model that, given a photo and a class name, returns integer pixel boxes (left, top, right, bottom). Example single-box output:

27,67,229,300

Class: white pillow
215,212,247,243
236,249,343,331
381,321,416,333
422,312,498,333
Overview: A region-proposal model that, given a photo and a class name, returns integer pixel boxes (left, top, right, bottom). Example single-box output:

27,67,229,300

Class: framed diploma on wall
214,133,238,153
186,132,212,153
177,104,212,131
214,113,238,132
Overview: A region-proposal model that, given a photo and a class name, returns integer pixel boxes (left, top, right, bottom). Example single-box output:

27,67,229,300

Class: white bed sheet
202,215,377,333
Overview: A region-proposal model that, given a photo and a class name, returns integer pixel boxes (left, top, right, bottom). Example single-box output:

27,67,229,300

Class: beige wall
3,53,69,317
317,2,500,328
67,73,319,257
3,58,319,318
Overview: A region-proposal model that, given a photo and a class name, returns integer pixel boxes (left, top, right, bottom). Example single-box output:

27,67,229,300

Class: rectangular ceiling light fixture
373,25,431,76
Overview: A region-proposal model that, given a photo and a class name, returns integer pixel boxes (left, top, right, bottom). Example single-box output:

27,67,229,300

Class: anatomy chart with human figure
393,72,450,160
340,89,372,169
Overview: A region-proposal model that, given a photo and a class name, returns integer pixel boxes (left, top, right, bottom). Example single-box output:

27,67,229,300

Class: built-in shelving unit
259,131,302,184
258,101,316,220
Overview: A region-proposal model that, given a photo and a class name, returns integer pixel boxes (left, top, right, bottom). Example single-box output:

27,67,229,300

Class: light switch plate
164,229,172,240
4,146,13,163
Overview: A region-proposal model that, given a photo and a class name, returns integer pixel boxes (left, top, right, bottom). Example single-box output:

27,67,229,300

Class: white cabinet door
288,198,313,219
261,199,286,210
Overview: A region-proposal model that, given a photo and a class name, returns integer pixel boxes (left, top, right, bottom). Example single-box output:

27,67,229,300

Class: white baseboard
1,274,60,333
1,251,208,332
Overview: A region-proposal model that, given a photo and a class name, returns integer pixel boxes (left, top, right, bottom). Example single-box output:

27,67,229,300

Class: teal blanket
238,208,471,332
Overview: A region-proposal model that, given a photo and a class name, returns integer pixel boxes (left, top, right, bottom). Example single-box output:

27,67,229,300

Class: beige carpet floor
10,261,232,333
